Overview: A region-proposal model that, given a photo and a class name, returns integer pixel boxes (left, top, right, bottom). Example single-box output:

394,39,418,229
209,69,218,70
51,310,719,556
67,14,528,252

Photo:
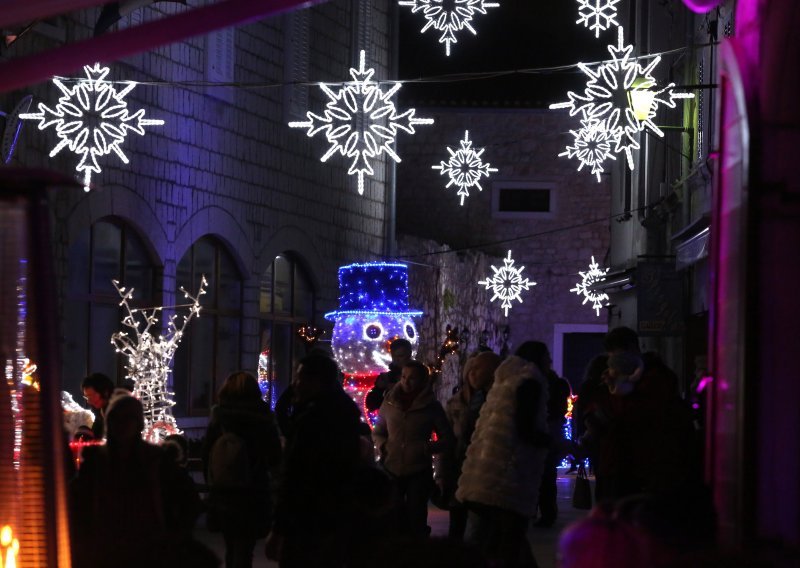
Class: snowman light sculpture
325,262,422,421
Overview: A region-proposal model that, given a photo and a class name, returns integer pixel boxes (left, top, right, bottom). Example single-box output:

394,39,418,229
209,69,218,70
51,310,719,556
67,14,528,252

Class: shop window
259,254,315,407
62,218,158,393
173,237,242,416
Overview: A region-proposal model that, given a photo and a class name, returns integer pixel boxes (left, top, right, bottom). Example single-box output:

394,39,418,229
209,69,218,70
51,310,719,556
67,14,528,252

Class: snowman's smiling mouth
372,350,391,370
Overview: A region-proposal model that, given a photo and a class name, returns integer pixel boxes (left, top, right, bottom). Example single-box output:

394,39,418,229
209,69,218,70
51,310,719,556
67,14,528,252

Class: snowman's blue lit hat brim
324,309,424,321
324,261,423,322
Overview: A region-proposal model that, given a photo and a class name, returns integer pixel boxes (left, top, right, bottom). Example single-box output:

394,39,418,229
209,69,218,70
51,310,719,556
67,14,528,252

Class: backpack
208,430,253,488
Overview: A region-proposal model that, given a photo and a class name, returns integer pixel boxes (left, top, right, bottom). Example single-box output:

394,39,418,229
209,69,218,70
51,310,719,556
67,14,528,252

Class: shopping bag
572,463,593,510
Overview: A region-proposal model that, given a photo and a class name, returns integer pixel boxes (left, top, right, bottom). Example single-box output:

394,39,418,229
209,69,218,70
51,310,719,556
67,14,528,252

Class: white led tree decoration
560,119,617,182
110,276,207,444
550,27,694,178
570,256,610,316
432,130,498,206
398,0,500,56
289,50,433,194
20,63,164,192
576,0,620,38
478,250,536,317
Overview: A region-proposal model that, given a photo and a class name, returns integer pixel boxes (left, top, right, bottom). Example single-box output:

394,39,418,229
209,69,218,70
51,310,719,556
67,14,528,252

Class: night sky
398,0,610,107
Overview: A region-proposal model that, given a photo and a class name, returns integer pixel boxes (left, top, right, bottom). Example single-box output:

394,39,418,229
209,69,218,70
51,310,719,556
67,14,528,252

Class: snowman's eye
405,324,416,339
364,323,383,340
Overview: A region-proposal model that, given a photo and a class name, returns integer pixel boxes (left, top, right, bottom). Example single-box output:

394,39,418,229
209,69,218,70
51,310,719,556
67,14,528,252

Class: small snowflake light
576,0,620,38
478,250,536,317
432,130,498,206
289,50,433,194
560,119,617,182
399,0,500,56
110,276,207,444
570,256,610,316
550,27,694,178
20,63,163,191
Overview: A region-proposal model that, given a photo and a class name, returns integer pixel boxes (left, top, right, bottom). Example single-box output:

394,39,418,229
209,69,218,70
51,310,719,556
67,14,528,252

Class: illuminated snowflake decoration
576,0,620,38
478,250,536,317
289,50,433,194
432,130,498,205
398,0,500,56
20,63,164,191
560,119,616,182
550,27,694,179
570,256,610,316
110,276,207,444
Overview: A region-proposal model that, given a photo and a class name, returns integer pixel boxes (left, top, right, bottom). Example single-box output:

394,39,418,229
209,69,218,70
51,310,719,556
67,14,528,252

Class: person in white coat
456,353,551,567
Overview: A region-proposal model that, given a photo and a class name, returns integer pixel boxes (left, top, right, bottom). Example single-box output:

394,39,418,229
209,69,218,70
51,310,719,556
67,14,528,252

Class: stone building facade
396,107,612,386
2,0,401,431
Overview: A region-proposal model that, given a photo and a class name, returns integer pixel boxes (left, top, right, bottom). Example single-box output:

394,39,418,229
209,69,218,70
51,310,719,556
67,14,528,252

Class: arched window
173,237,242,416
63,218,158,393
259,254,315,406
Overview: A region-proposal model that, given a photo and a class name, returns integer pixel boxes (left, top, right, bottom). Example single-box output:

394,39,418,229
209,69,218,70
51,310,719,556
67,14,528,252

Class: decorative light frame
550,27,694,179
398,0,500,56
432,130,498,206
570,256,610,316
478,250,536,317
576,0,621,38
20,63,164,191
289,50,433,194
110,276,207,444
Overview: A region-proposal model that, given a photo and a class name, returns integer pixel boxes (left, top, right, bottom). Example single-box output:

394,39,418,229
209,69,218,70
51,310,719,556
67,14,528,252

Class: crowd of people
66,326,718,568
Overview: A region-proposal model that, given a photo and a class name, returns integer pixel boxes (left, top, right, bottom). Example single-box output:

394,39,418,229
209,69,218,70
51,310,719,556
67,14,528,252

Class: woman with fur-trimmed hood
456,353,550,567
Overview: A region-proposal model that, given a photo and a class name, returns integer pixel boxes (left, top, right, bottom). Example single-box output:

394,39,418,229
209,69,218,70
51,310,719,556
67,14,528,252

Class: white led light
576,0,620,38
20,63,164,191
432,130,498,206
478,250,536,317
289,50,433,194
559,119,617,182
570,256,610,316
399,0,500,56
110,276,207,444
550,27,694,180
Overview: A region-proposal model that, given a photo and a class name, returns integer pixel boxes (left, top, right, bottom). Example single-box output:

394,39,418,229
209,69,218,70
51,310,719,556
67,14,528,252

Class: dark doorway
562,332,606,391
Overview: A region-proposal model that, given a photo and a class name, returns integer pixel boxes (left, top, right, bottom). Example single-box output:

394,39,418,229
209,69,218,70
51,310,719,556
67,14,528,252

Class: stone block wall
1,0,397,410
396,107,612,359
397,235,509,403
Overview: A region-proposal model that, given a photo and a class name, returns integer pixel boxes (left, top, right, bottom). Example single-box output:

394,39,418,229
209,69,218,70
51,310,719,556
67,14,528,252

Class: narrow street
194,468,590,567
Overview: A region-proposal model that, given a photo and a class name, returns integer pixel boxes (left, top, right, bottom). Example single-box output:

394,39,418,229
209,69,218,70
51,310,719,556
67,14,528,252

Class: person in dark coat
596,327,700,501
81,372,115,439
515,341,571,528
70,390,208,568
365,338,413,412
265,354,364,567
203,371,282,568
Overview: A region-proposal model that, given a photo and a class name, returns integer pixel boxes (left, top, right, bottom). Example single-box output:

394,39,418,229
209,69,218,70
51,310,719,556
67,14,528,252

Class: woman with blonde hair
443,351,502,540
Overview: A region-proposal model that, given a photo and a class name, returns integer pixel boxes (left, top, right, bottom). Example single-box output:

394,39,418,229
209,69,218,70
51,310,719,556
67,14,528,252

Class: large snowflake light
398,0,500,56
550,27,694,178
289,50,433,194
478,250,536,317
432,130,498,206
20,63,164,191
570,256,610,316
577,0,620,38
110,276,207,444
